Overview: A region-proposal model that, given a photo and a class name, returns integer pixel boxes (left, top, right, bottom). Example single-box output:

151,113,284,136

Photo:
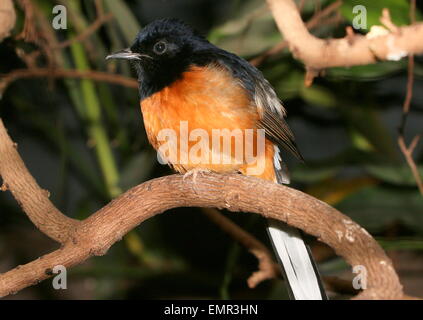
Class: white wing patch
254,78,286,117
273,145,282,171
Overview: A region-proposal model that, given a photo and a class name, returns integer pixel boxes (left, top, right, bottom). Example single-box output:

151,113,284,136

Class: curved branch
0,120,79,243
0,172,406,299
0,118,407,299
266,0,423,69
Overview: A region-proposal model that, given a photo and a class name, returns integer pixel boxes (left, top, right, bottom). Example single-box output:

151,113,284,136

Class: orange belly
140,64,277,182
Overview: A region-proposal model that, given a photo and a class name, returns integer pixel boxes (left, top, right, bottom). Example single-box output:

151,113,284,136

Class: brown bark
0,120,79,243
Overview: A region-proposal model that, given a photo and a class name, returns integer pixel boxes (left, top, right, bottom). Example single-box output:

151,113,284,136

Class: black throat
136,49,219,101
135,59,189,100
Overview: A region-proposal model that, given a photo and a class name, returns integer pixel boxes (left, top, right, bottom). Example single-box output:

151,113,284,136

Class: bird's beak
106,48,141,61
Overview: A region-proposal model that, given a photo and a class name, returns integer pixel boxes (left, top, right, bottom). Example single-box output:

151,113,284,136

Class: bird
106,18,326,300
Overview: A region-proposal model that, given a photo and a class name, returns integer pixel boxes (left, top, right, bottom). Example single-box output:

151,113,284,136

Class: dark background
0,0,422,299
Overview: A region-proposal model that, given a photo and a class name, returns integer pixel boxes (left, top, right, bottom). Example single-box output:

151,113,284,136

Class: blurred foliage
0,0,423,299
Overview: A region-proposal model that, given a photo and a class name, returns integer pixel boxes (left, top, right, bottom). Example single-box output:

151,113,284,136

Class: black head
106,18,215,99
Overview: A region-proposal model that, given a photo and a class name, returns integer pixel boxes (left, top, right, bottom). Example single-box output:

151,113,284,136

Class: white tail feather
267,219,323,300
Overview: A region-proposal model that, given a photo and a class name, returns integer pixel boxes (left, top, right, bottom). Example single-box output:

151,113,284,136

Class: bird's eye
153,41,167,54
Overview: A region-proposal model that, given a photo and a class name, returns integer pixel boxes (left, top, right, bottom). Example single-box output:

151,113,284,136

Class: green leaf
377,238,423,250
70,41,121,198
119,150,156,190
104,0,141,43
350,129,374,152
366,165,423,187
212,15,281,57
291,166,340,183
341,104,399,161
272,69,303,100
327,61,406,80
209,0,281,57
337,186,423,234
300,85,337,108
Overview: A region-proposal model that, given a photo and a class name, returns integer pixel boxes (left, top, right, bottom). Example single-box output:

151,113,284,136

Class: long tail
267,147,327,300
267,220,326,299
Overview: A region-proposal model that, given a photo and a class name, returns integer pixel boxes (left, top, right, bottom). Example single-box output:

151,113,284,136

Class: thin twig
51,0,110,50
380,8,399,34
0,68,138,93
398,134,423,195
15,0,36,42
94,0,105,16
396,0,423,195
202,208,279,288
399,55,414,133
52,13,113,50
250,0,342,66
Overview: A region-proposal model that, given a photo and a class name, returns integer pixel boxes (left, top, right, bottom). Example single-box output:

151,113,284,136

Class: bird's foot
183,168,212,184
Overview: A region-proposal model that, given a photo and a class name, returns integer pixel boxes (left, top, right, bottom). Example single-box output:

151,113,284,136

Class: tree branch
0,119,409,299
0,120,79,243
266,0,423,69
0,68,138,94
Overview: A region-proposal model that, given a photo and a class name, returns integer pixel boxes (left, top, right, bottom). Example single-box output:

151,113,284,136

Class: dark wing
253,77,304,161
212,50,304,162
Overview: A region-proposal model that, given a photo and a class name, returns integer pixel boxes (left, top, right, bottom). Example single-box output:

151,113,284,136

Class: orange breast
140,64,276,181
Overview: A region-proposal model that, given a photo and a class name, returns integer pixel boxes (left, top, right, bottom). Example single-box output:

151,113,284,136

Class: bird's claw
183,168,211,184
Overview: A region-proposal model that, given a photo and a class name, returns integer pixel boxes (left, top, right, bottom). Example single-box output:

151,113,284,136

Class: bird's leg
183,168,212,184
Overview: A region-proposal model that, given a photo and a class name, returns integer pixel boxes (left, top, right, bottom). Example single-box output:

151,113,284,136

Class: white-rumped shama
107,18,326,300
